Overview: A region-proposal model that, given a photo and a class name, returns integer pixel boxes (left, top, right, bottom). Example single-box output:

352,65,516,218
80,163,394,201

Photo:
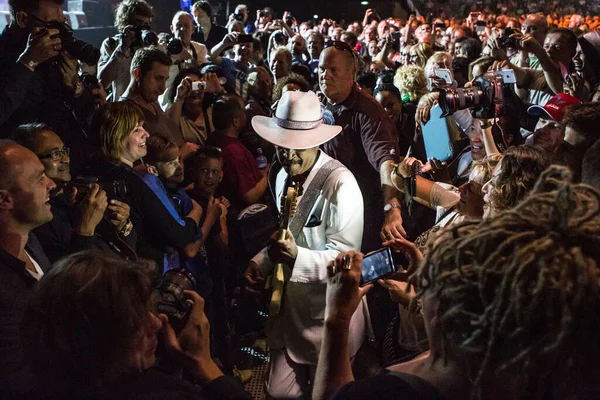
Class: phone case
421,105,455,162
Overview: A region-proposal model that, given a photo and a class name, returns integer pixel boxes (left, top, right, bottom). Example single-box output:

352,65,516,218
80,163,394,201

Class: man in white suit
245,90,366,399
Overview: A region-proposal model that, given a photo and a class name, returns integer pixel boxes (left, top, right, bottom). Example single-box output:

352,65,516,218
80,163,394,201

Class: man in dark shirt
0,0,97,171
207,95,267,212
0,140,55,398
191,1,228,52
318,41,405,252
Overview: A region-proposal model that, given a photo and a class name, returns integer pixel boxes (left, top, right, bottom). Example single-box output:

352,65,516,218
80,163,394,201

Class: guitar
267,181,300,334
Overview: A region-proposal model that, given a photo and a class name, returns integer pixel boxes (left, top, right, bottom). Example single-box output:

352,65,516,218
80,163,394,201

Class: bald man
318,42,404,252
288,34,308,64
513,14,548,70
0,140,54,397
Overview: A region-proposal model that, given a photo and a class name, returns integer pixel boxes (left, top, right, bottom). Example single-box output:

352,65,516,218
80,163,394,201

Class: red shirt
207,134,262,209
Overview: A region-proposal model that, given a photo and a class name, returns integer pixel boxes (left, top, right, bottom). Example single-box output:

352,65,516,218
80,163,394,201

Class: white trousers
266,347,317,399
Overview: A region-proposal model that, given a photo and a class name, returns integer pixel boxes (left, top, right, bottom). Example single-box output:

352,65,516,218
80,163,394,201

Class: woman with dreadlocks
314,165,600,400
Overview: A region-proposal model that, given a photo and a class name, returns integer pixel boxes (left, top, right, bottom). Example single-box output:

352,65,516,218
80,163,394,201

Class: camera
285,15,294,26
191,81,206,91
234,11,245,21
166,37,184,55
71,176,128,202
151,268,196,332
133,24,159,48
81,73,100,91
259,11,266,18
46,20,100,65
498,27,517,49
437,71,517,119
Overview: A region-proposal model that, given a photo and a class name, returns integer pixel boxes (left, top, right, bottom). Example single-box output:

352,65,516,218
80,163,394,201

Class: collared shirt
323,85,399,182
99,35,132,103
322,85,399,251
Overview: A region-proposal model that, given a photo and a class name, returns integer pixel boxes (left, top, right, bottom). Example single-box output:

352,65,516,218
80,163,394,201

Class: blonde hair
91,102,144,162
393,65,428,102
409,43,434,68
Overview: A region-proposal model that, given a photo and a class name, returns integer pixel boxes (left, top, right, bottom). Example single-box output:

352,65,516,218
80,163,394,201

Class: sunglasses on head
325,40,357,66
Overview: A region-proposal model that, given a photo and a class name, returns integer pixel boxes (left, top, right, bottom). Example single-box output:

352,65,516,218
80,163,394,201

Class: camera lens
140,29,159,46
438,87,485,117
65,39,101,65
167,38,184,55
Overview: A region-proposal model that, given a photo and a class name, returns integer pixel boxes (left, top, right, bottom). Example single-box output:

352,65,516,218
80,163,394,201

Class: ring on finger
342,255,352,270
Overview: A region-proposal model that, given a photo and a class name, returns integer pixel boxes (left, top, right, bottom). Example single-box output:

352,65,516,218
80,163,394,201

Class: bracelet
73,81,84,97
120,219,133,237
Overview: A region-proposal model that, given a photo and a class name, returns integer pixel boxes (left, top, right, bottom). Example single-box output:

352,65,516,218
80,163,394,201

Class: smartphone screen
360,247,396,286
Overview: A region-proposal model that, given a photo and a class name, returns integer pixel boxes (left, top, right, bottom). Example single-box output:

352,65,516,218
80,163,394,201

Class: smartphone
237,34,253,43
390,31,402,41
434,68,453,84
496,69,516,84
360,247,396,286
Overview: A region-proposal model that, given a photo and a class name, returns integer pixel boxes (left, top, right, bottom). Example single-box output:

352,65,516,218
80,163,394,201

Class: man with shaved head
288,34,308,64
318,41,404,252
0,140,54,397
513,13,548,69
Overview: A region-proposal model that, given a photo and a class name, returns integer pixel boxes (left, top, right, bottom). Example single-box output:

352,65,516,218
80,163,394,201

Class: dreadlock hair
490,145,551,212
411,165,600,399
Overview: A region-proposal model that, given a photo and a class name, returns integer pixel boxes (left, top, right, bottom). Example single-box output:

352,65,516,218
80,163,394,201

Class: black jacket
84,158,198,270
0,233,50,399
0,24,96,171
192,24,228,52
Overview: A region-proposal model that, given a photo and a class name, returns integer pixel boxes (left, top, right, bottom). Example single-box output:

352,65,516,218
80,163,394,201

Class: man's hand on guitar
244,261,265,295
267,229,298,265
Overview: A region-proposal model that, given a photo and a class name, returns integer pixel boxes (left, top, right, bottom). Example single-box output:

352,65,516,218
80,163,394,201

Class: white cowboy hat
251,91,342,150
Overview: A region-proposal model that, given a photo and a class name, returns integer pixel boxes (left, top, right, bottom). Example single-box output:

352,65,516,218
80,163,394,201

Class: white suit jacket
251,151,366,365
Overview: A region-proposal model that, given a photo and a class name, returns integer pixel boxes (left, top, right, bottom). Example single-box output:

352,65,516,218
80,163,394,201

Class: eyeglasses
38,147,70,161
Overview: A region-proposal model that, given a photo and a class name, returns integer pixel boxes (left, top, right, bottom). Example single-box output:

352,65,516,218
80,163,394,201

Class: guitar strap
267,158,345,333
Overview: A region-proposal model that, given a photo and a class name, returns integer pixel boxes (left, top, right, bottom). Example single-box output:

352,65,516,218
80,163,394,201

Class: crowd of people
1,0,600,398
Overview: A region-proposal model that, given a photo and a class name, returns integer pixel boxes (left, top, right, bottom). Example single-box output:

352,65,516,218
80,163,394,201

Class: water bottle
256,147,268,169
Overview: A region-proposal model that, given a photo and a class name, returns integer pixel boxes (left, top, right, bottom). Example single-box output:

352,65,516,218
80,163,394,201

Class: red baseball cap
527,93,582,122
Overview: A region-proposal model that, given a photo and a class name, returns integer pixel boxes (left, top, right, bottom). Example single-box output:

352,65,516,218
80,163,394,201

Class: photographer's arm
210,33,238,64
314,252,372,400
97,35,132,89
514,33,562,95
377,40,396,69
480,119,500,156
160,291,253,399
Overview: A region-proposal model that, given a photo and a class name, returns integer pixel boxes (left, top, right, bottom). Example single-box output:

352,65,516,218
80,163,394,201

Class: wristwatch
19,58,38,71
383,203,401,213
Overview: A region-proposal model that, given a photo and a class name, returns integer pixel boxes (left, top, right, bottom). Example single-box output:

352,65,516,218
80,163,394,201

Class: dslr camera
437,71,518,119
46,20,100,65
151,269,196,332
132,24,159,48
71,176,128,202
